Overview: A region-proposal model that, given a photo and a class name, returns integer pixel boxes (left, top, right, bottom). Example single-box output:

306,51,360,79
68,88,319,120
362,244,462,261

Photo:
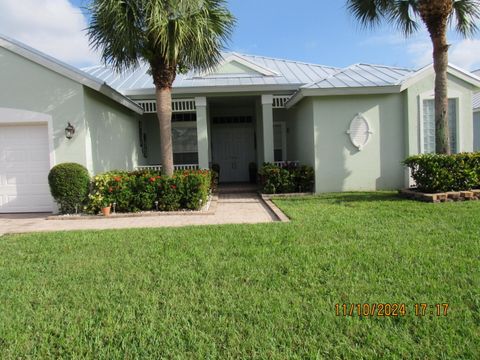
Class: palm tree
347,0,479,154
87,0,235,175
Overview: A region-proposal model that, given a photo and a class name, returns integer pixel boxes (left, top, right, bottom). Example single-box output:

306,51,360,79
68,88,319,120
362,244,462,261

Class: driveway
0,189,280,235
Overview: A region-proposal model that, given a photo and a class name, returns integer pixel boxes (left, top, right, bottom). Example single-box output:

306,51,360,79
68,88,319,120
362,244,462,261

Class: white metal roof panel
82,52,340,93
303,64,415,89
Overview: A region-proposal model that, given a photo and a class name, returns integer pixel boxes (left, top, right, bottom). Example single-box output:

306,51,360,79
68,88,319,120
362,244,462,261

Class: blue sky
1,0,479,70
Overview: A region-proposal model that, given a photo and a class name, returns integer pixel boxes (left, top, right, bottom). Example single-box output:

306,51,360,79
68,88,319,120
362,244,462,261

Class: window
423,99,457,154
172,123,198,165
273,123,285,161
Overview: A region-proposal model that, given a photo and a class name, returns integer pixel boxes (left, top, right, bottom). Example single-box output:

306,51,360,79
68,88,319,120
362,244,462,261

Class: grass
0,192,479,359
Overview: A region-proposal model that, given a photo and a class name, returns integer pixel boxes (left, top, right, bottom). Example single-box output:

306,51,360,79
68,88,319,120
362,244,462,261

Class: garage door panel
0,124,52,213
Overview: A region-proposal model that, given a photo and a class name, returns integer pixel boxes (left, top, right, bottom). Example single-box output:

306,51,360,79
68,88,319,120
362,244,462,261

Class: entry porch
136,95,291,182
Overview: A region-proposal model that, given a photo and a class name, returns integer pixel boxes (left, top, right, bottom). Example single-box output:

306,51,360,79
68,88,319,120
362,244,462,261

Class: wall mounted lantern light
65,122,75,140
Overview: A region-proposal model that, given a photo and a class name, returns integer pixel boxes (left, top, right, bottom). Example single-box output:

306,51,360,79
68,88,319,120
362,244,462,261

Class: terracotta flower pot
101,206,111,217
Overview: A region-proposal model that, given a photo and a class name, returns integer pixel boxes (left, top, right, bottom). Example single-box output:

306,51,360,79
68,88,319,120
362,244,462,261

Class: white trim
0,35,143,115
400,64,480,92
261,94,274,105
135,99,197,113
0,107,56,212
123,84,301,97
272,95,291,108
346,113,374,151
285,86,401,109
195,96,207,107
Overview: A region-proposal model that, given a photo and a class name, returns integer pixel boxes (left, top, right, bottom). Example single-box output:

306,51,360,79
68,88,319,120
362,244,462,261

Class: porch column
195,97,209,169
261,94,275,163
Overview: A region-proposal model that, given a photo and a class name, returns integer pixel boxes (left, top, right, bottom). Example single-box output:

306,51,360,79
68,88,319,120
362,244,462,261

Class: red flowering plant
156,175,183,211
181,170,211,209
131,170,162,211
87,169,213,213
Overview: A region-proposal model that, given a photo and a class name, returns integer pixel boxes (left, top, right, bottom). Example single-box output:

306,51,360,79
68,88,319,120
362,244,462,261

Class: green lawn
0,193,479,359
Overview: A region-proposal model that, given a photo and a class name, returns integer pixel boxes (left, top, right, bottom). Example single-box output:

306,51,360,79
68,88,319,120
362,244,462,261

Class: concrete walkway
0,186,279,235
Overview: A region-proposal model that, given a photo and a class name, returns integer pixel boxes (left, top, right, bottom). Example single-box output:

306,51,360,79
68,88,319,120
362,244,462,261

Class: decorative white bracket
346,113,374,151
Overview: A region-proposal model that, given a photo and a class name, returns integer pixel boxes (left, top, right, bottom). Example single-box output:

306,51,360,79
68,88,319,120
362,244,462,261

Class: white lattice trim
272,96,291,109
135,99,196,113
137,164,199,171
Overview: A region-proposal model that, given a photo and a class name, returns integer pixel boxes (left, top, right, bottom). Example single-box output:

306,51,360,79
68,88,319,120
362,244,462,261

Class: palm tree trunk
156,87,174,176
432,32,451,155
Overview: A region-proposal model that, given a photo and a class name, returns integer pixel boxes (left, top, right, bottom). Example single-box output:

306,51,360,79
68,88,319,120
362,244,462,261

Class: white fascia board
0,36,143,115
399,63,480,92
285,86,402,109
122,84,301,97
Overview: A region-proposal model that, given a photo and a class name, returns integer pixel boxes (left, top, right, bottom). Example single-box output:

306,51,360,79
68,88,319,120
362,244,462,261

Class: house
1,34,479,213
473,70,480,151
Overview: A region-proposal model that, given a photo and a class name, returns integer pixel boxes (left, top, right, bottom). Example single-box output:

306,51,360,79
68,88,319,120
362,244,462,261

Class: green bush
88,169,212,214
259,163,314,194
48,163,90,214
403,153,480,193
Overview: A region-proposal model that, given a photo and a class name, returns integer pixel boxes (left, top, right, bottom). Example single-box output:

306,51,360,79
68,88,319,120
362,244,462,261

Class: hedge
48,163,90,214
403,153,480,193
88,169,212,213
259,162,314,194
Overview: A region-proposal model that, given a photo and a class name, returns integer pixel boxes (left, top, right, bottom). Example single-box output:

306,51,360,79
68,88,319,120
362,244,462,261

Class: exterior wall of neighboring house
286,98,316,169
311,94,405,193
0,46,88,167
474,110,480,151
83,88,143,174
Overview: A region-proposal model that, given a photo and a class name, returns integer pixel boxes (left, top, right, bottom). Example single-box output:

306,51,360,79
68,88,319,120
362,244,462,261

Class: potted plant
249,162,258,184
101,196,112,217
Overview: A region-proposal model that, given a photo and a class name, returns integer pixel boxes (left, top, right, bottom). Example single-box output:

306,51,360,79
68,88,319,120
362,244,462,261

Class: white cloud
406,39,432,69
0,0,99,67
450,39,480,71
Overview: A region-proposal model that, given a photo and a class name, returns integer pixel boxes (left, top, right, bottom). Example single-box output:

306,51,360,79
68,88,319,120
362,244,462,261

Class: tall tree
88,0,235,175
347,0,479,154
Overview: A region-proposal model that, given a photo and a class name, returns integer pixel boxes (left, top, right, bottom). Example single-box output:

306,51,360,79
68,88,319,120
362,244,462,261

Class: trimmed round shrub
48,163,90,214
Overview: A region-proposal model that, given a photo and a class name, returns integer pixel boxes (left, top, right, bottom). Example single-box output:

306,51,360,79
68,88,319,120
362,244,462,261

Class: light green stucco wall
405,73,475,156
0,46,88,166
311,94,405,193
83,88,143,174
474,111,480,151
216,61,259,75
286,98,315,168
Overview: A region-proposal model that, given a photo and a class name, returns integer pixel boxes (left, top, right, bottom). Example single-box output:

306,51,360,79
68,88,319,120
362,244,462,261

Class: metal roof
302,63,415,89
82,53,340,94
473,70,480,111
0,34,143,114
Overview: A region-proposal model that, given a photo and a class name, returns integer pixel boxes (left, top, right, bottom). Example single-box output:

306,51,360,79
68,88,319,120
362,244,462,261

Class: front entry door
212,124,255,182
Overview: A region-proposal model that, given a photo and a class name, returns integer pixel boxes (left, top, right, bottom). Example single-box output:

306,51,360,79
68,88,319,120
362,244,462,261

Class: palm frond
451,0,480,36
87,0,235,75
390,0,420,36
87,0,147,72
346,0,392,28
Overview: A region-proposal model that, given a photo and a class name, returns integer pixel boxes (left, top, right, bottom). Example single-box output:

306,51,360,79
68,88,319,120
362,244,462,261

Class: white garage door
0,124,52,213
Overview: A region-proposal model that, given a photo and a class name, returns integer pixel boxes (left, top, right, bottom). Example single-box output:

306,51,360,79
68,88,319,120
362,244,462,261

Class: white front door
0,124,52,213
212,124,256,182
